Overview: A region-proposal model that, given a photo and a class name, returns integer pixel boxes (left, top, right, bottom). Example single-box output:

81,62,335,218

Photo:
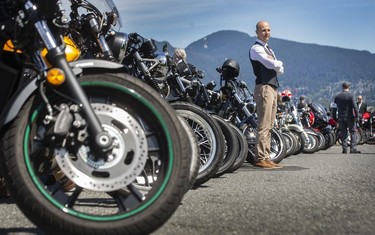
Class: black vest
249,42,279,88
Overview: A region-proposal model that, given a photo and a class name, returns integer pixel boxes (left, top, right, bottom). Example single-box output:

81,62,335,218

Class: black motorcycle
166,58,249,176
308,102,336,150
0,0,191,234
213,59,286,164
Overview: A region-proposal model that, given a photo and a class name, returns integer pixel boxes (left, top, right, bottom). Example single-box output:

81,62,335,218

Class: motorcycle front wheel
243,126,286,164
170,102,225,187
0,73,191,235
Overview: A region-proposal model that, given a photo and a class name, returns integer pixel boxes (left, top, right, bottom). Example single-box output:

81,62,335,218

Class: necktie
266,45,275,59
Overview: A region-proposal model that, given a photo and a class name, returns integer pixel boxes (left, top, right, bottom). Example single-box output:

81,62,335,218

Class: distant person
334,82,361,154
297,95,308,110
172,48,200,77
172,48,190,75
356,95,367,114
249,20,284,169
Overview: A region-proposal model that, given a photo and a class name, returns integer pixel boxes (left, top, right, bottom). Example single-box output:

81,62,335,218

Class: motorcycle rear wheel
0,73,191,235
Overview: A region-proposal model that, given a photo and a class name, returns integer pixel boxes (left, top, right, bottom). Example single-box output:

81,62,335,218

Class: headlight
106,32,128,62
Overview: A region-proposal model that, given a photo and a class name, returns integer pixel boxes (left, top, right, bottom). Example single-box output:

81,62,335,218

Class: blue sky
113,0,375,53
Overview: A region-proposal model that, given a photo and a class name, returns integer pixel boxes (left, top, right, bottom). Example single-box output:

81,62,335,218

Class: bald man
249,20,284,169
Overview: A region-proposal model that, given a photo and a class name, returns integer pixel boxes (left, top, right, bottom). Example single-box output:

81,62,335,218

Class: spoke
108,185,144,212
65,187,83,208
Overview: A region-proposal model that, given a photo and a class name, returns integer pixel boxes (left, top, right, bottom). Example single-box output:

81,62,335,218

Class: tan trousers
254,84,277,162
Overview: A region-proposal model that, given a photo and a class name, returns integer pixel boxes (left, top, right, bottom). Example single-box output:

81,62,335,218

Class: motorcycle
104,30,226,187
61,0,201,190
213,59,286,164
276,90,305,157
166,58,248,176
358,111,375,144
0,1,191,234
308,102,336,150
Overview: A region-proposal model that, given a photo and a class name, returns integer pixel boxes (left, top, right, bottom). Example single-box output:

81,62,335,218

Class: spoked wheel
178,116,200,192
242,126,286,164
269,128,287,163
243,125,257,165
170,102,225,187
0,73,191,235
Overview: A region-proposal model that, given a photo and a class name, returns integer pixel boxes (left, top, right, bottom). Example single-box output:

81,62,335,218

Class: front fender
69,59,127,75
0,60,127,130
286,124,304,133
0,78,38,129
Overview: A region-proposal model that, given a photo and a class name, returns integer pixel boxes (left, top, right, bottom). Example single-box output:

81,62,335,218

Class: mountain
157,30,375,109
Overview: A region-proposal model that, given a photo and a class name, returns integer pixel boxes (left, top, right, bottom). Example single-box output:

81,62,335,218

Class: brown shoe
254,160,275,169
265,159,283,168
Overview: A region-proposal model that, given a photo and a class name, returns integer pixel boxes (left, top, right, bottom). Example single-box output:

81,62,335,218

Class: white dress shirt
250,39,284,75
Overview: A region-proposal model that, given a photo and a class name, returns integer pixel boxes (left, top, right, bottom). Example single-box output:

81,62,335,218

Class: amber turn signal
47,68,65,85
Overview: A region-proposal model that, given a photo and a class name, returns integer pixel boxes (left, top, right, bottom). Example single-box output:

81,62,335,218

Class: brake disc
54,103,148,191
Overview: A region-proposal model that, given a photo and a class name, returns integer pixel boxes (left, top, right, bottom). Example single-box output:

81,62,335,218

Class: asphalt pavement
1,143,374,235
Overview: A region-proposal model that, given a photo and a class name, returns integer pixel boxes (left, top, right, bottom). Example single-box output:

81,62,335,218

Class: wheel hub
54,103,148,191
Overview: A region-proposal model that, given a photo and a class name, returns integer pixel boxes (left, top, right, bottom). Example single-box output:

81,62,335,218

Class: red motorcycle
359,111,375,144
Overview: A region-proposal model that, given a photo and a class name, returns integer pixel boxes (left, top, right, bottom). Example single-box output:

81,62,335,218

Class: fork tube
46,48,104,136
24,1,108,148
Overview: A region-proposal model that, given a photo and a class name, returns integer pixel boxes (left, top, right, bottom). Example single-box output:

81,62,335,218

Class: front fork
25,1,112,154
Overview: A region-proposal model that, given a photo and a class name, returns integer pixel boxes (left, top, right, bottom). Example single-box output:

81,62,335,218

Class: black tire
322,131,335,150
178,116,200,192
355,128,363,146
211,115,239,177
0,73,191,235
170,102,225,187
290,130,306,155
316,132,326,151
359,127,368,145
227,123,248,173
302,132,319,154
282,130,298,157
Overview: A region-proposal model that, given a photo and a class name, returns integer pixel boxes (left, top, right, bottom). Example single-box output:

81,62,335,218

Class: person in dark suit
334,82,361,154
356,95,367,115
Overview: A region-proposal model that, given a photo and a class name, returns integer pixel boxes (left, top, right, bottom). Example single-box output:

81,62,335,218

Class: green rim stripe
24,81,174,221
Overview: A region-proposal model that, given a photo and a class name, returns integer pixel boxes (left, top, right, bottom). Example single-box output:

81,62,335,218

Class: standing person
357,95,367,114
334,82,361,154
249,20,284,169
297,95,308,110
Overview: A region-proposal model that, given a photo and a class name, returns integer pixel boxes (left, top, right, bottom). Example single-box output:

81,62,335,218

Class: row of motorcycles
0,0,364,234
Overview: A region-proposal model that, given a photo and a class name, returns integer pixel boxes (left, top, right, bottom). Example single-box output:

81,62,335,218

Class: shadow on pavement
0,228,44,235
